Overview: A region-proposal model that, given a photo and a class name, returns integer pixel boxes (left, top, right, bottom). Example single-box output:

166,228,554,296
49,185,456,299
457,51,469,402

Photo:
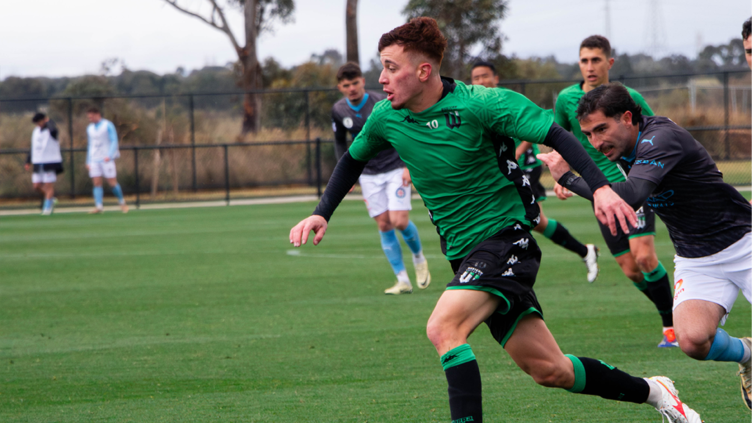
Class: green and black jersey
349,79,555,260
554,82,653,183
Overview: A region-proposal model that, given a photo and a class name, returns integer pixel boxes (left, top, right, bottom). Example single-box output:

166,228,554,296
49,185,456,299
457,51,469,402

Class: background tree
345,0,360,65
164,0,294,134
402,0,508,81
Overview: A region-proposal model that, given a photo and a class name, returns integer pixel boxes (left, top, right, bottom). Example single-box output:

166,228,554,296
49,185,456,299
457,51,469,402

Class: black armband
312,151,367,221
543,123,609,193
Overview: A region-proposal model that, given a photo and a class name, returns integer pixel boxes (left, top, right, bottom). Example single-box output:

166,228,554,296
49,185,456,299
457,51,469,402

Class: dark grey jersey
331,91,404,175
619,116,751,258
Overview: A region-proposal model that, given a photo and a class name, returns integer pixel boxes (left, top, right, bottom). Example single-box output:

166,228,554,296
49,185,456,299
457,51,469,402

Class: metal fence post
190,95,197,192
67,97,75,198
315,137,322,198
307,141,312,186
224,144,230,205
305,91,312,186
723,71,730,160
520,83,526,96
134,148,140,209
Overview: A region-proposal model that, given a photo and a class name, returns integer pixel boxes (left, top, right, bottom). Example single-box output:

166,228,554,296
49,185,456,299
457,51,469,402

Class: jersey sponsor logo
444,111,462,129
507,255,519,265
401,115,419,124
343,117,354,129
641,136,656,145
498,143,508,156
521,175,531,187
647,190,675,208
635,159,665,168
673,278,684,301
513,224,522,230
395,187,406,198
513,238,529,249
501,268,515,277
459,267,484,283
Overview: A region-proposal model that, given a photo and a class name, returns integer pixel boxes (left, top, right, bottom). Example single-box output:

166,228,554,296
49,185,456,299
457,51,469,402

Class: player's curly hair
743,17,751,41
576,83,642,125
337,62,362,82
378,17,447,65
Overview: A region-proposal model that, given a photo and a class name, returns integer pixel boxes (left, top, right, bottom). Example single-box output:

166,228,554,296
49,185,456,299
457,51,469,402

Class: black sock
442,344,482,423
643,262,674,327
565,355,649,403
544,219,588,257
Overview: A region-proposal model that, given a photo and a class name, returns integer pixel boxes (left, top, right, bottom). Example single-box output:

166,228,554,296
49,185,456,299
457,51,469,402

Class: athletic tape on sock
564,354,586,393
643,262,667,282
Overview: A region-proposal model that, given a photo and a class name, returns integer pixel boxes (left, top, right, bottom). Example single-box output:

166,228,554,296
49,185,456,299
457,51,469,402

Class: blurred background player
332,62,429,295
470,61,600,283
553,35,677,348
743,18,751,69
25,113,63,215
86,107,128,214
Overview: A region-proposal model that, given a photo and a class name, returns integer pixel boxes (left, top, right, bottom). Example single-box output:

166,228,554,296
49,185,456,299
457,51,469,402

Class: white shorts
359,167,412,218
88,161,117,179
32,171,56,183
673,232,752,324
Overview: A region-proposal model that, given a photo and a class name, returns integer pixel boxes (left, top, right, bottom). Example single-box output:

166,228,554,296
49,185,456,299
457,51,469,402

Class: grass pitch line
286,249,443,260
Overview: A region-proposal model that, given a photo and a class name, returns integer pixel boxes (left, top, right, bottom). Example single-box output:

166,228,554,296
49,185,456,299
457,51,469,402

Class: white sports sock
644,379,662,408
396,270,411,285
412,251,426,264
741,341,751,364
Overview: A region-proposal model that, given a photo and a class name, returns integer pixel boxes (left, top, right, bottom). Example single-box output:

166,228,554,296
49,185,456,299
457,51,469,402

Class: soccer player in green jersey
290,17,700,423
554,35,677,348
470,61,600,283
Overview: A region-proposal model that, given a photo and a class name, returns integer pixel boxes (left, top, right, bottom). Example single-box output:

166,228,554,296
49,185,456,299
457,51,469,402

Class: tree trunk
241,0,261,134
346,0,360,65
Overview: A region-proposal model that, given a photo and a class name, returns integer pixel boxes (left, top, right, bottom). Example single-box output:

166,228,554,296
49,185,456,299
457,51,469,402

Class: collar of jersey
346,93,369,112
621,130,641,163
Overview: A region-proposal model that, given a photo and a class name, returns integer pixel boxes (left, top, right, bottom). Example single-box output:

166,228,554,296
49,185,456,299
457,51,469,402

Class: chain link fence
0,69,749,210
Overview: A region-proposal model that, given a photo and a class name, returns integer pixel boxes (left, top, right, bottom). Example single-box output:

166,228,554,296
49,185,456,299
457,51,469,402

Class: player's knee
621,267,643,282
426,318,461,352
633,253,658,273
676,330,712,360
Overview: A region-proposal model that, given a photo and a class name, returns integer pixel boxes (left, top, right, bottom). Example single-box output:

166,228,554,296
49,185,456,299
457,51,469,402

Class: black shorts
447,226,544,347
598,203,656,257
524,166,547,202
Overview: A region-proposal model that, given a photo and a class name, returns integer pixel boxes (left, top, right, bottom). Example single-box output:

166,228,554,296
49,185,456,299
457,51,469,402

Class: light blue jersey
86,119,119,164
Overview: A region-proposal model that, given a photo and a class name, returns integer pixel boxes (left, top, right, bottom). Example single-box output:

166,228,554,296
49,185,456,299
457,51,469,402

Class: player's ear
621,111,632,125
607,57,615,69
417,62,432,82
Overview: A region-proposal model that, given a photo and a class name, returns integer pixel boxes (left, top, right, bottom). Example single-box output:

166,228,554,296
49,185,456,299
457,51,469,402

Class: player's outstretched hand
553,183,573,200
537,151,570,181
593,186,638,236
289,215,328,247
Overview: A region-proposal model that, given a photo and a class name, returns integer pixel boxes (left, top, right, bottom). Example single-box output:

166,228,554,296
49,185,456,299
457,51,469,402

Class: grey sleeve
559,171,656,209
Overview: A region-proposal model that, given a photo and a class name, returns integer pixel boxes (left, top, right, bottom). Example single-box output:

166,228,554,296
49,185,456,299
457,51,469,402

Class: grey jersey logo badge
343,117,354,129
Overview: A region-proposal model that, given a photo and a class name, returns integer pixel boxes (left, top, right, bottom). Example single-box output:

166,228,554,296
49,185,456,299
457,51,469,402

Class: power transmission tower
645,0,667,56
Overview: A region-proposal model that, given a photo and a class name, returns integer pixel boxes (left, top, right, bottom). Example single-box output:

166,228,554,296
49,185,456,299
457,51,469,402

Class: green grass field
1,198,750,422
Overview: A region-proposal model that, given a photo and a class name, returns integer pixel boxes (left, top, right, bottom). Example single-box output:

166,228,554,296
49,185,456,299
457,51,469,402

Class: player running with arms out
25,113,63,215
541,82,752,411
554,35,678,348
291,17,700,423
86,107,128,214
332,62,430,295
470,61,600,283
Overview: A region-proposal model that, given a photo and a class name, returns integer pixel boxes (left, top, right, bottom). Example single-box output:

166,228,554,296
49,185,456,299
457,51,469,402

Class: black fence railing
1,69,749,208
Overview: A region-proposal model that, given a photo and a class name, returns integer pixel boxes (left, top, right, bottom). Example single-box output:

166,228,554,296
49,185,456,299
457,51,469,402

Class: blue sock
111,184,124,204
43,198,52,211
705,328,745,363
399,221,423,255
93,186,104,208
380,230,406,275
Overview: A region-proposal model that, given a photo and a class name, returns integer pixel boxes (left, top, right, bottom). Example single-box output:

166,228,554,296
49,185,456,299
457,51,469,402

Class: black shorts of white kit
598,202,656,257
524,166,547,202
447,226,544,347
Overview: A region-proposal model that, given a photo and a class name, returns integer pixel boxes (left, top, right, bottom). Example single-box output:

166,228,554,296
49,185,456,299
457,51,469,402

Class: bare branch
163,0,242,53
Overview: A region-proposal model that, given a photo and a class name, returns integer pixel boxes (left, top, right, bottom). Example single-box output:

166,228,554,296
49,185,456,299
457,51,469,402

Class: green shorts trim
446,285,512,315
536,196,547,203
612,249,630,258
628,231,656,240
500,307,542,348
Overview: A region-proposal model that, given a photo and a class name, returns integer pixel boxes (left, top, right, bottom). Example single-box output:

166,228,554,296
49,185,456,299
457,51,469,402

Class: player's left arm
106,121,118,161
555,168,656,209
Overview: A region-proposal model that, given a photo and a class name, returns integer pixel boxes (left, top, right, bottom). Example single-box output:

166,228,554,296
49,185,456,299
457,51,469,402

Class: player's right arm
552,93,573,200
86,127,92,170
289,105,391,247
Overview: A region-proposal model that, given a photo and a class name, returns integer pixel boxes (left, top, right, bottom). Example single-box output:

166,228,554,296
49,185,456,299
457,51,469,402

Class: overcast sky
0,0,748,80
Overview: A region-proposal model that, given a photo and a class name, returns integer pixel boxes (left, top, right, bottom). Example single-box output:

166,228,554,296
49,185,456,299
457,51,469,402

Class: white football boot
648,376,702,423
738,337,751,409
414,260,431,289
583,244,600,283
384,281,412,295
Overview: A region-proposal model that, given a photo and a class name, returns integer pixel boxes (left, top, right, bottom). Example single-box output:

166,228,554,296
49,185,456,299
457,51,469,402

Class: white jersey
30,121,63,164
86,119,120,164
